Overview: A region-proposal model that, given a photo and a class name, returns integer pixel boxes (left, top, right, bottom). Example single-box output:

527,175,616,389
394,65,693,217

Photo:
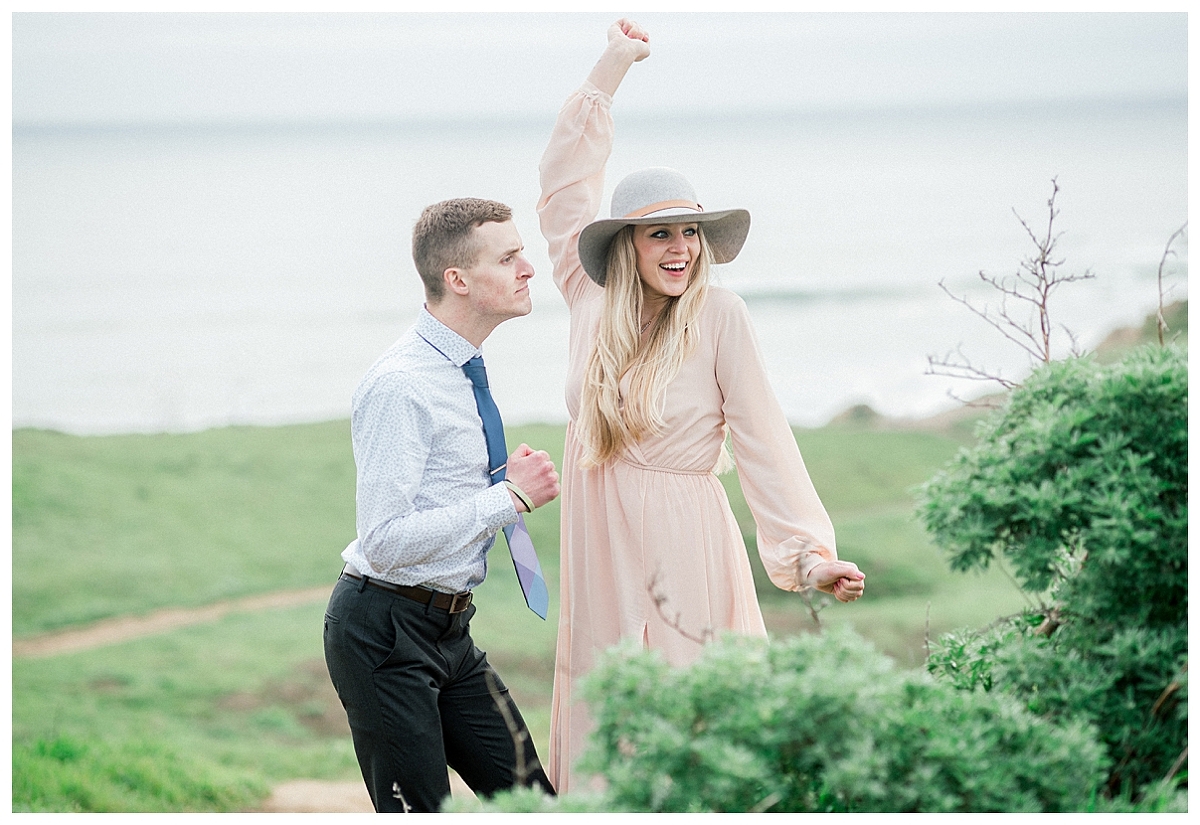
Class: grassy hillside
13,413,1028,811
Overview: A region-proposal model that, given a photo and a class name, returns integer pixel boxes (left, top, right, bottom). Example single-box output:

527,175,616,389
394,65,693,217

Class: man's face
460,220,534,324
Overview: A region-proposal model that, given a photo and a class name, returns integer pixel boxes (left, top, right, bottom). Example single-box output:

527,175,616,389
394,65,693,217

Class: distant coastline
825,300,1188,433
11,302,1185,439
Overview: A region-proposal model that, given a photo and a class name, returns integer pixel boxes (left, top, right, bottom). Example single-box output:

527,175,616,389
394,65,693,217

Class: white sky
10,11,1189,126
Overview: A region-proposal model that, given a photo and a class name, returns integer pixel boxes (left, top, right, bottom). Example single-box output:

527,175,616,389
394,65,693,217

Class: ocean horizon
12,97,1188,435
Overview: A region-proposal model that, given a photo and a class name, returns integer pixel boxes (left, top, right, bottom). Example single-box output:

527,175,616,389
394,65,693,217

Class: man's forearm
355,483,516,576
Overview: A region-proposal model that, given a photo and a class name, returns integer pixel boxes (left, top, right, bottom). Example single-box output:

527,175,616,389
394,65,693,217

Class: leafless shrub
485,669,538,788
797,587,827,629
927,178,1093,393
647,571,714,645
1155,223,1187,346
391,782,413,813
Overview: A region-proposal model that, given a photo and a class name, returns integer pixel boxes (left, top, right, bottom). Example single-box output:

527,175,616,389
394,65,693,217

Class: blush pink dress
537,82,838,793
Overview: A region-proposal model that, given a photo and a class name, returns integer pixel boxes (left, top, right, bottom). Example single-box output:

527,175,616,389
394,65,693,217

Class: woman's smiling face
631,222,701,302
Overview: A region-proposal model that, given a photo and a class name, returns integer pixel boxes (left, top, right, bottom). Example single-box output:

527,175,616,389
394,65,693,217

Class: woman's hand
608,18,650,62
806,560,866,603
588,18,650,96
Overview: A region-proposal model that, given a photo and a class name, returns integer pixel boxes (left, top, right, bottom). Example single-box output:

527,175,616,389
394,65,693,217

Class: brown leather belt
340,570,473,614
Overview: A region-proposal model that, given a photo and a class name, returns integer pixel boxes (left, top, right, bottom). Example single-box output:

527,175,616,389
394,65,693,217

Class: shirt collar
415,306,481,368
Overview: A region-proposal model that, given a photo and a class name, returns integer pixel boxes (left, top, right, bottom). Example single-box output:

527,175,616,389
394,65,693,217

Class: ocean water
11,100,1187,434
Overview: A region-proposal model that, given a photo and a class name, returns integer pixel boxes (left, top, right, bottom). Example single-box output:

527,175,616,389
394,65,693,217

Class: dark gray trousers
323,574,554,812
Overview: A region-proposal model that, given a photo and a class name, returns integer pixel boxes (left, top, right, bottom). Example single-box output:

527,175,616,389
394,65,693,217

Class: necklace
640,319,652,335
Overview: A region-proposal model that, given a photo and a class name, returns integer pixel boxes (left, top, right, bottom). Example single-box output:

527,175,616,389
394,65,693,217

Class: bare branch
1063,324,1084,358
484,669,537,788
927,178,1095,399
1150,670,1184,718
749,791,784,814
936,280,1045,363
976,602,1060,635
797,587,828,629
996,557,1040,610
1156,223,1188,346
1033,606,1063,637
1164,746,1188,784
942,388,1006,409
648,572,714,645
926,345,1019,390
1015,177,1060,250
391,783,413,813
924,602,932,662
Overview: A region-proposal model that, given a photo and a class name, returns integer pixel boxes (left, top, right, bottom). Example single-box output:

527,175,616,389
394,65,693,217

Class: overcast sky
11,12,1189,126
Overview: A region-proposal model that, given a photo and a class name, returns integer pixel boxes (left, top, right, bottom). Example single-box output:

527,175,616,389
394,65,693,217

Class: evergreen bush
919,345,1187,799
449,628,1110,813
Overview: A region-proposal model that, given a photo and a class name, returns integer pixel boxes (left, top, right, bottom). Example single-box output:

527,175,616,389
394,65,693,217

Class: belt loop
425,587,436,615
357,575,369,593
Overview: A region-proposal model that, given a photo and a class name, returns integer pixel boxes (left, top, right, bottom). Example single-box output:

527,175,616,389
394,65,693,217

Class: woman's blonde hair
578,224,731,472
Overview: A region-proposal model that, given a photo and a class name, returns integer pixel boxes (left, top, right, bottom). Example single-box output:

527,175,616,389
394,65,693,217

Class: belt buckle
448,592,472,614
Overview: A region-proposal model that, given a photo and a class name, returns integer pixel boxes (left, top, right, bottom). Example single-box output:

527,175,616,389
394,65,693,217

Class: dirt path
258,779,375,813
257,775,476,813
12,586,332,659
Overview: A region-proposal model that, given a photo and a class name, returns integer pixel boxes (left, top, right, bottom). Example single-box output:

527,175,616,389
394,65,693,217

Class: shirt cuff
480,481,519,532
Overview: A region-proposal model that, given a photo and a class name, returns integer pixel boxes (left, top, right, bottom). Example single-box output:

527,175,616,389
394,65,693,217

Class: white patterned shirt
340,307,518,592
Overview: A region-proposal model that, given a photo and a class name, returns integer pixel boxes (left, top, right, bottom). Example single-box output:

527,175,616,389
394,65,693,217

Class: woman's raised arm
537,19,651,309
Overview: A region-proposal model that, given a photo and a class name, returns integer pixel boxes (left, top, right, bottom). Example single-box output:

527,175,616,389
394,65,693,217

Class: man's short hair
412,198,513,302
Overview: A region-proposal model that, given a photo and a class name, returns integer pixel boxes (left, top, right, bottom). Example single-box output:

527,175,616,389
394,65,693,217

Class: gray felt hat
578,166,751,286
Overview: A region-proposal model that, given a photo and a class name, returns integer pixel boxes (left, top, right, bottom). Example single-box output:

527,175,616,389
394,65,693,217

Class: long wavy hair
578,224,731,471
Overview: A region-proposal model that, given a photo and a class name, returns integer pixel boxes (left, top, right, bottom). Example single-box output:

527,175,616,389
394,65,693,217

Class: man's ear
443,267,470,297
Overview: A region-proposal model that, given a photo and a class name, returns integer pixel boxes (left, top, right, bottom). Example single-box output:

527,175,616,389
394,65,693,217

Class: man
323,198,560,813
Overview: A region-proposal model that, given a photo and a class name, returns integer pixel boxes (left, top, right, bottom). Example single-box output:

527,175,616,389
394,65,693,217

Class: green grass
12,602,357,812
12,416,1030,811
13,735,265,813
12,422,357,634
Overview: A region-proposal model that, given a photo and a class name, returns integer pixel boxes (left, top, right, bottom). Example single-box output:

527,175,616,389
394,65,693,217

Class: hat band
624,199,703,219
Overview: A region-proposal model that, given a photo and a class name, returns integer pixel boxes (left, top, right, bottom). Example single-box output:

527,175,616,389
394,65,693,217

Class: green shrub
442,784,612,813
919,345,1188,798
457,629,1110,813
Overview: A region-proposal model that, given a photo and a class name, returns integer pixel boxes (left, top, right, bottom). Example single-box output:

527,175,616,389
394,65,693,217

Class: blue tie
462,356,549,620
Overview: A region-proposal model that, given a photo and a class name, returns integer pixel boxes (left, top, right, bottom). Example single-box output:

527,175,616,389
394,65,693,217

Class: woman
537,19,866,792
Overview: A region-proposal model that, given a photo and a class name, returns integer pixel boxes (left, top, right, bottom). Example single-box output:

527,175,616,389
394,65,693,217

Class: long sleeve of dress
537,82,614,310
715,293,838,591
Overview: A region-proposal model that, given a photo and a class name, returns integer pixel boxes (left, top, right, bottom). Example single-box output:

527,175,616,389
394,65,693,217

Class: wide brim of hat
578,207,751,286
